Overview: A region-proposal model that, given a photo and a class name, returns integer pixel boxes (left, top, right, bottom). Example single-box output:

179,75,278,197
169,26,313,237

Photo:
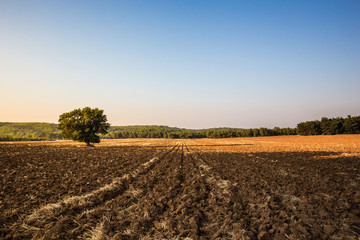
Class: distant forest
0,122,62,141
103,126,297,139
0,123,296,141
297,115,360,136
0,115,359,141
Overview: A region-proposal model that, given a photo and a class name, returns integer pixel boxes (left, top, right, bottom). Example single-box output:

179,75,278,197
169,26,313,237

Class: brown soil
0,136,359,239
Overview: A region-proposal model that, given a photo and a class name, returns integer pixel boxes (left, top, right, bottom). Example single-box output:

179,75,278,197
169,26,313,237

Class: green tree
58,107,110,146
297,120,322,135
344,115,360,134
320,117,332,135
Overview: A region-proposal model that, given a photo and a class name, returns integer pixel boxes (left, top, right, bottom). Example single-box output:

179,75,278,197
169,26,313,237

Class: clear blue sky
1,1,359,128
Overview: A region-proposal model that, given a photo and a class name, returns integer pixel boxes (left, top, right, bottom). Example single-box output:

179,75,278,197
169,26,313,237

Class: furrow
186,144,251,239
20,144,179,238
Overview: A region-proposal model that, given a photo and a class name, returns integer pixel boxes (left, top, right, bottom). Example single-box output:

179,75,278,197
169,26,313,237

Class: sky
1,1,359,129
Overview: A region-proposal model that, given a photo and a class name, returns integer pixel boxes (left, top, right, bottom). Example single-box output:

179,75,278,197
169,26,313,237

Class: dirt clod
1,136,360,239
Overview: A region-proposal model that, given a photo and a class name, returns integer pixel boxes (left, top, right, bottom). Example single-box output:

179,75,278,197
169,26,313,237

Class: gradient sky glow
1,1,359,129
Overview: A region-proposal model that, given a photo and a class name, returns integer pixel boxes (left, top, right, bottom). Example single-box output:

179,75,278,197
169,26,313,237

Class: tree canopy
58,107,110,146
297,115,360,136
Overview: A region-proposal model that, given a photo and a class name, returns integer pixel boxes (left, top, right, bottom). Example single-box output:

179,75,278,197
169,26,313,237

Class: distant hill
0,122,62,141
0,122,296,141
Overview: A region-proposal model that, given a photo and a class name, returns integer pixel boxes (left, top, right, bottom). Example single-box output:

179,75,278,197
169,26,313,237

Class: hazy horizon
1,1,359,129
0,113,358,130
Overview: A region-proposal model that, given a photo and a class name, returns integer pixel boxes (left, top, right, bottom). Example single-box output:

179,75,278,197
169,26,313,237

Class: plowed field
1,136,360,239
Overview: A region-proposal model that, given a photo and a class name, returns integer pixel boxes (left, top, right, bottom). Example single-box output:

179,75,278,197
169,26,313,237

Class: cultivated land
1,136,359,239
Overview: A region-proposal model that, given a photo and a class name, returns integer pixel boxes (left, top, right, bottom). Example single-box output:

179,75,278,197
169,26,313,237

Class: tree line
297,115,360,135
0,122,62,141
101,126,297,139
1,114,359,141
0,123,296,141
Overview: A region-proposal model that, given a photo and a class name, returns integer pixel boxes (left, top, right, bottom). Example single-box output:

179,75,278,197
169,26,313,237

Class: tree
58,107,110,146
344,115,360,134
320,117,332,135
297,120,322,135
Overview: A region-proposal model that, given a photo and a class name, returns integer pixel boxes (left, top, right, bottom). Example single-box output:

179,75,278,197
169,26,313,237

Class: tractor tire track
186,144,252,239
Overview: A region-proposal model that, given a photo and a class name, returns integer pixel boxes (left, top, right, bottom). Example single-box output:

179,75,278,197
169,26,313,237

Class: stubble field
1,135,359,239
